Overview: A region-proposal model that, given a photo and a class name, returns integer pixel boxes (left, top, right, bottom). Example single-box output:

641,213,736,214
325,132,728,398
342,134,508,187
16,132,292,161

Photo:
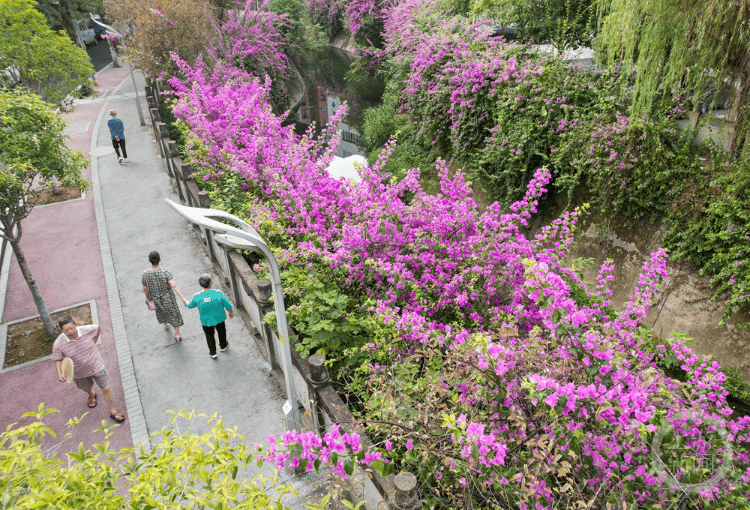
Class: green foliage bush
276,266,375,361
664,153,750,327
469,58,605,208
0,406,300,509
362,94,434,184
554,115,702,224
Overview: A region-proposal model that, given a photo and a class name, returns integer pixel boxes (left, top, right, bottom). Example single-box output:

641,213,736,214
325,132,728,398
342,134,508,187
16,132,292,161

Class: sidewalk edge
0,238,13,325
90,74,152,454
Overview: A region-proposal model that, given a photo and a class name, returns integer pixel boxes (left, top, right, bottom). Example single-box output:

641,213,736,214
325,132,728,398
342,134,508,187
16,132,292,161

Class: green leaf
371,460,386,476
382,461,396,477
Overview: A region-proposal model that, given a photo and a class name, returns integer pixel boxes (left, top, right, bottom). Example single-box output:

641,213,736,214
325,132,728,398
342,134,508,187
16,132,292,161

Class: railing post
148,106,162,152
176,162,192,204
227,253,243,312
393,472,421,510
166,141,179,178
308,353,330,435
198,191,210,208
198,191,216,261
168,140,179,158
156,122,168,159
258,278,280,371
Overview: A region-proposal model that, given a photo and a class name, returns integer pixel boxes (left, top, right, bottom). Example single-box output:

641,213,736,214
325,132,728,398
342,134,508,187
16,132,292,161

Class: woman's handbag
145,277,156,311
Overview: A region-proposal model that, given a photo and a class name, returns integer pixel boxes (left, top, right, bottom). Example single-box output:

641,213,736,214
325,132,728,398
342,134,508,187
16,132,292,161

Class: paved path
0,65,324,505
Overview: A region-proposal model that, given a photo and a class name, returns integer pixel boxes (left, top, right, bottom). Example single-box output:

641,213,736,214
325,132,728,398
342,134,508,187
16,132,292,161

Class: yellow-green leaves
0,407,298,509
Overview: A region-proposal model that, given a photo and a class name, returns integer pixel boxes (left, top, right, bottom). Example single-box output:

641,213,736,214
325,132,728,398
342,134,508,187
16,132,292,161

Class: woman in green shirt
184,274,234,359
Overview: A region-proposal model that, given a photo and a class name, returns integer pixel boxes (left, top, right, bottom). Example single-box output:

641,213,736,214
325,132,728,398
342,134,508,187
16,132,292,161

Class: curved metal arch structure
165,198,302,433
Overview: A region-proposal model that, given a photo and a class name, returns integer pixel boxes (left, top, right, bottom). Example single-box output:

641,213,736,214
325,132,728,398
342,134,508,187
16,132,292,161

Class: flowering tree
103,0,218,77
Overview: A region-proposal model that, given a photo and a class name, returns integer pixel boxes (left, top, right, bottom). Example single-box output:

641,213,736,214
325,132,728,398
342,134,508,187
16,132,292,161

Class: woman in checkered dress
142,251,187,341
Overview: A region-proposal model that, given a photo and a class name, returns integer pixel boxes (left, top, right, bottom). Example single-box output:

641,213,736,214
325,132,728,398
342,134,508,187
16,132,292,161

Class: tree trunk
50,177,61,195
9,240,57,338
728,76,750,155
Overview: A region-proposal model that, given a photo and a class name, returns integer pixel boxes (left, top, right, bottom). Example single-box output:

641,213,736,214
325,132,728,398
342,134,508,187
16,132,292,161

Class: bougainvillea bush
306,0,389,45
376,0,611,208
166,43,750,506
342,251,750,508
367,0,750,327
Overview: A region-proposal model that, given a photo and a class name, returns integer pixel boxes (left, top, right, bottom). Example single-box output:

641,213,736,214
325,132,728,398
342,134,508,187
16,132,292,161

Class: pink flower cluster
262,424,385,479
210,0,290,83
306,0,391,37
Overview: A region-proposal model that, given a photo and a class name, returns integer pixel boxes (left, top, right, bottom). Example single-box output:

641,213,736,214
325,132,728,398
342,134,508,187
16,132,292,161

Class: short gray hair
58,316,75,328
198,274,212,289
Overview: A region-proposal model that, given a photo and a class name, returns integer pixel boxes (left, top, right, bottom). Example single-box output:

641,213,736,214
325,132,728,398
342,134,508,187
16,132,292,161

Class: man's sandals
87,394,97,408
110,411,126,422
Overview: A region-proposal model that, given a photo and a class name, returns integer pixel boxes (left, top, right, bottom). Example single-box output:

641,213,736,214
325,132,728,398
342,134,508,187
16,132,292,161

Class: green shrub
664,152,750,327
363,96,434,184
0,406,299,509
554,115,702,224
257,264,396,373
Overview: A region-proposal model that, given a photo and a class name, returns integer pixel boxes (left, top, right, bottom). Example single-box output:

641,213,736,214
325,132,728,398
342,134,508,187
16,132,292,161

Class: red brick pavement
0,66,134,456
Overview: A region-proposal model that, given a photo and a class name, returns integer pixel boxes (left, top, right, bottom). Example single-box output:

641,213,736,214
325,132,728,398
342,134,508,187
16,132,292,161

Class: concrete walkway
0,64,325,505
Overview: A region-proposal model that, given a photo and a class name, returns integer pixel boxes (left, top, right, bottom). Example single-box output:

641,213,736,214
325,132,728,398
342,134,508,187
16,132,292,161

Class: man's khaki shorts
74,369,109,392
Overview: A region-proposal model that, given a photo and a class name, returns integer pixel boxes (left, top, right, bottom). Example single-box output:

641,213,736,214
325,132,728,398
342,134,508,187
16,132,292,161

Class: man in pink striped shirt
51,316,125,422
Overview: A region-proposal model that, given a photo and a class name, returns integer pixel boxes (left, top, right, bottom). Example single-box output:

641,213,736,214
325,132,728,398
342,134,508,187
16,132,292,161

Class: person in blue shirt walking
107,110,128,164
184,274,234,359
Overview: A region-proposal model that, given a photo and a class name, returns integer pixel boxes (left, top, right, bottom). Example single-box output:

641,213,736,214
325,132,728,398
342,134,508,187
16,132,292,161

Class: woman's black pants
202,321,227,356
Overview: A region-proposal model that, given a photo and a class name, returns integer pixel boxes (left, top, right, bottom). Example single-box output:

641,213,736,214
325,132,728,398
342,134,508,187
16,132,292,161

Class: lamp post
164,198,302,433
88,15,146,126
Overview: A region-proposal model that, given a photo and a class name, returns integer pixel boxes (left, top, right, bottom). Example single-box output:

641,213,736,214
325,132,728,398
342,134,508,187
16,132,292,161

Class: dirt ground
33,186,83,206
3,303,92,368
